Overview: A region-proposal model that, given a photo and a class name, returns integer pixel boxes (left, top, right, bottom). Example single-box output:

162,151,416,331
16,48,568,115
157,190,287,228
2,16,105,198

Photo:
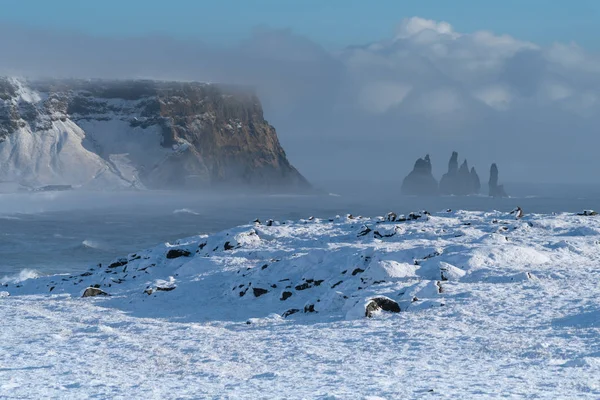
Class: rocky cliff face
0,78,309,190
401,154,438,195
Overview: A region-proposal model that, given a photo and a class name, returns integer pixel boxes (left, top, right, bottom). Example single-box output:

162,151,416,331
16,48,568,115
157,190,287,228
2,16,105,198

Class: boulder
282,309,300,318
280,291,293,301
578,210,598,216
401,155,438,195
365,296,401,317
108,258,128,268
156,285,176,292
166,249,191,259
82,287,110,297
253,287,268,297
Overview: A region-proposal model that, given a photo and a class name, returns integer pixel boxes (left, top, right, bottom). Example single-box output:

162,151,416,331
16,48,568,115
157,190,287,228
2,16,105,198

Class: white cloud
542,82,573,101
473,85,513,110
413,87,465,115
339,17,599,118
358,81,412,114
395,17,458,40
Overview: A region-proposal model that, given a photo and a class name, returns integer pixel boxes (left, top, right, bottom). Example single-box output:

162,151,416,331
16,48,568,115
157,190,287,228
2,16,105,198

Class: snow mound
2,210,600,323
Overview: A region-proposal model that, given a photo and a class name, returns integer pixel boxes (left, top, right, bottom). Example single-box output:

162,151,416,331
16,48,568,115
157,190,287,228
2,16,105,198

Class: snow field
1,209,599,398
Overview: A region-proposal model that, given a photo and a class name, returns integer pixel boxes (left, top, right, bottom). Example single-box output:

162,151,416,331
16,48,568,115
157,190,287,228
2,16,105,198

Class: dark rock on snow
252,287,269,297
156,285,176,292
108,259,128,268
365,296,401,317
282,309,301,318
304,304,316,313
280,291,293,301
82,287,110,298
166,249,191,259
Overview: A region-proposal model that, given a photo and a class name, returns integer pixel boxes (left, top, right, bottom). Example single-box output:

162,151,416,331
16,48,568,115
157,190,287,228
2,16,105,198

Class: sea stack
401,155,438,195
470,167,481,193
489,163,508,197
439,152,480,195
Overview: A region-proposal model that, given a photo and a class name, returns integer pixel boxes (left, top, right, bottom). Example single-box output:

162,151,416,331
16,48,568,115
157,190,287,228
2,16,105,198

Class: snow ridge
3,209,600,322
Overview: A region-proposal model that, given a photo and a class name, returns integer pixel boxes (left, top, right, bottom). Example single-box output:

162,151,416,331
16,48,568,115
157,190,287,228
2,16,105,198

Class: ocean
1,181,599,277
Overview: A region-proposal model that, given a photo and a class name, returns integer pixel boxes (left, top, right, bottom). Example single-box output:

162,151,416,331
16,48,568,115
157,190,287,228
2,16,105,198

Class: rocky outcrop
401,155,438,195
0,77,309,191
439,152,480,195
489,163,508,198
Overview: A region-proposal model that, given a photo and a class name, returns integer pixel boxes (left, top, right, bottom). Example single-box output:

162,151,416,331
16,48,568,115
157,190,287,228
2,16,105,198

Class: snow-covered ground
1,210,600,398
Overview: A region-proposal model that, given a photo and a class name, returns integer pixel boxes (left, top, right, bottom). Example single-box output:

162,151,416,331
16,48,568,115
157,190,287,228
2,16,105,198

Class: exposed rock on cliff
489,163,508,197
0,77,309,190
401,155,438,195
439,152,480,195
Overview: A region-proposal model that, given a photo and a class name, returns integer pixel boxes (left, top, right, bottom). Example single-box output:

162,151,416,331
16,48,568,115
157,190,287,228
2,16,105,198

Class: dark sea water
1,181,600,277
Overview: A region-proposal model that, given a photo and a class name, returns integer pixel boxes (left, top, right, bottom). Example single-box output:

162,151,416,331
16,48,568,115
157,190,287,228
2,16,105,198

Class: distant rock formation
439,151,459,195
401,152,505,197
471,167,481,193
439,152,480,195
489,163,508,197
401,155,438,195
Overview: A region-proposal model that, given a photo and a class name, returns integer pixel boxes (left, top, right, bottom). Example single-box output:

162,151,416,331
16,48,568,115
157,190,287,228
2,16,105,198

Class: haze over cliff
0,78,309,190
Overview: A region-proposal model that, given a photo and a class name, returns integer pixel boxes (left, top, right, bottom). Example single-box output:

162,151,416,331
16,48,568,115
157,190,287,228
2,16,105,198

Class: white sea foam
173,208,200,216
1,269,40,284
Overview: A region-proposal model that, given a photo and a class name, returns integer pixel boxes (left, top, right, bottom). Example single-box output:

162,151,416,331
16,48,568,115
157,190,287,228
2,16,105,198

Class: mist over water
2,182,599,278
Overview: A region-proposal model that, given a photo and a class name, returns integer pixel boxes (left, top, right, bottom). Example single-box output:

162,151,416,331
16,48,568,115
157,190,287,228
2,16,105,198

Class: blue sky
2,0,600,48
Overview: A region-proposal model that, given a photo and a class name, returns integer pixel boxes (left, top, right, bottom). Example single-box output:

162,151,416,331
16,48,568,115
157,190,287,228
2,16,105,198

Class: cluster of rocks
439,152,480,196
401,151,508,197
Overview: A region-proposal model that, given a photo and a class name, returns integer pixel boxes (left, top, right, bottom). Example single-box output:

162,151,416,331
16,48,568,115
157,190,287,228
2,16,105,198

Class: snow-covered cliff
0,78,309,190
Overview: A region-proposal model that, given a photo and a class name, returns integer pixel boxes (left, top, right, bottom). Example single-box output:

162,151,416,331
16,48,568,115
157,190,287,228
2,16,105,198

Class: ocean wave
173,208,200,216
80,239,108,250
0,215,20,220
1,269,40,284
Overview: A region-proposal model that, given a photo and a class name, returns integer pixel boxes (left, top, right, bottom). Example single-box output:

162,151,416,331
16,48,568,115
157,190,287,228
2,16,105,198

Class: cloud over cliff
1,17,599,184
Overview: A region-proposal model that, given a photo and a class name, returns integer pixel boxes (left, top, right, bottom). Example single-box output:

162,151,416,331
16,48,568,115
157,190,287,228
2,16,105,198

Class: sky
3,0,600,49
1,1,600,185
